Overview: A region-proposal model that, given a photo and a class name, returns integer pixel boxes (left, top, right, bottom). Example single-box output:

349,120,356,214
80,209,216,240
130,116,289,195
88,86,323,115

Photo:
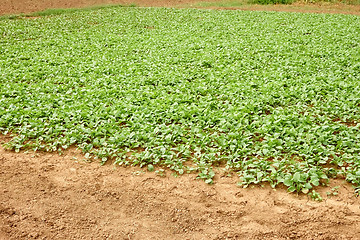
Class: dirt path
1,0,360,16
1,135,360,239
0,0,220,15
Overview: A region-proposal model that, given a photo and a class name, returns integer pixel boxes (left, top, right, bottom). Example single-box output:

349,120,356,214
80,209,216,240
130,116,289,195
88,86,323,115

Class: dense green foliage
1,7,360,195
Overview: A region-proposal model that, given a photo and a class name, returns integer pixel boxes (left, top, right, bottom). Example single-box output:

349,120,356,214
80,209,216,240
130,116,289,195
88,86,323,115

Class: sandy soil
1,134,360,239
0,0,360,15
203,3,360,16
0,0,221,15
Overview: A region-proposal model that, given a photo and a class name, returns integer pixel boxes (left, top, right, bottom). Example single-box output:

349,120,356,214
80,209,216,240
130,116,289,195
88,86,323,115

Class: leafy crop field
1,7,360,197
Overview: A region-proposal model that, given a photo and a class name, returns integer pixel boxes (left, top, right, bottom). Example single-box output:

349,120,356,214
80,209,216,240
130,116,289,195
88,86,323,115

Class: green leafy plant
0,7,359,195
326,186,339,197
309,190,323,201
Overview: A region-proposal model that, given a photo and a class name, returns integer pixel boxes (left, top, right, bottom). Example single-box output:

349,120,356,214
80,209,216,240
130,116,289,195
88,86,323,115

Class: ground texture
1,1,360,239
0,0,217,15
0,0,360,15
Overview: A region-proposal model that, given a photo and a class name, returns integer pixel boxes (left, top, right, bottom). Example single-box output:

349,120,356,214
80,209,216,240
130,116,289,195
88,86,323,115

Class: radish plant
0,7,359,196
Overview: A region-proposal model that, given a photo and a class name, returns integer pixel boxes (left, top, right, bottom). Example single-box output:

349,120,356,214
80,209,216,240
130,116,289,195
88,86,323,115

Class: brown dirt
0,0,221,15
203,2,360,16
1,134,360,240
1,0,360,16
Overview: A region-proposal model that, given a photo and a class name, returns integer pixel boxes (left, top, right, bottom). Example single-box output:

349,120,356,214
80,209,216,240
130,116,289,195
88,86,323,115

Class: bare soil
203,2,360,16
1,134,360,239
0,0,222,15
0,0,360,16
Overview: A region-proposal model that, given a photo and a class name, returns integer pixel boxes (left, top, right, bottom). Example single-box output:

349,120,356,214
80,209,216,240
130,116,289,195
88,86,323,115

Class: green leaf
283,178,292,187
147,164,155,172
205,179,213,184
293,172,301,183
288,186,296,192
302,188,309,194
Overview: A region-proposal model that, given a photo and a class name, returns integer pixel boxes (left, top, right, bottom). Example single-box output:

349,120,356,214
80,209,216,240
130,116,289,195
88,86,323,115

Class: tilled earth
0,0,219,15
1,0,360,15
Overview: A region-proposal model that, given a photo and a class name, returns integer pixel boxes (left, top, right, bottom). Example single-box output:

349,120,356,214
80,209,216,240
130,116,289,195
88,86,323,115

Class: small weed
326,186,340,197
155,169,166,177
147,164,155,172
197,168,215,184
309,190,323,201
